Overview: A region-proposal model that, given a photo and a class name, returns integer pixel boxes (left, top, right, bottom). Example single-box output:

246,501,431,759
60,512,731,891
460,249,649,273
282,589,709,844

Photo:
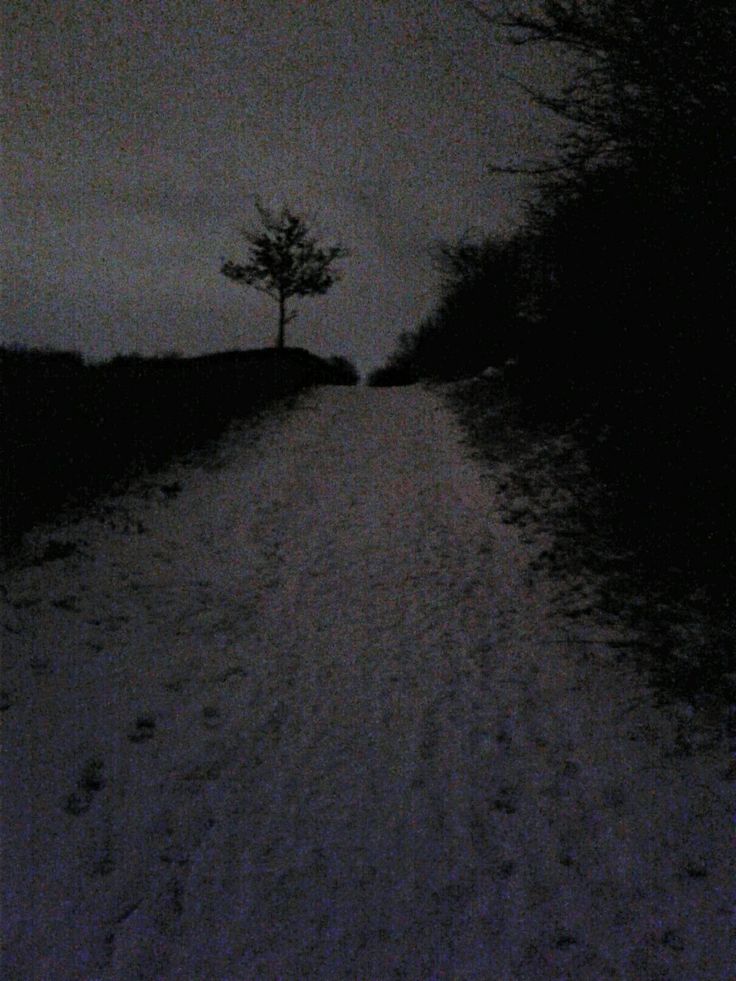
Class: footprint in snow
51,596,78,611
202,705,221,728
129,715,157,742
492,783,519,814
218,665,246,685
65,758,105,815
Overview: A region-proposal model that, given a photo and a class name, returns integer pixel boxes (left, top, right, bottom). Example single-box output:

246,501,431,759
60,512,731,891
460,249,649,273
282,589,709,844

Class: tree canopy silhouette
371,0,734,576
221,203,348,350
470,1,733,188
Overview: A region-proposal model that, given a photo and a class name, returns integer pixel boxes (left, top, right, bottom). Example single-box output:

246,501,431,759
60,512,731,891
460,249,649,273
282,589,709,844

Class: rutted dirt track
2,387,733,979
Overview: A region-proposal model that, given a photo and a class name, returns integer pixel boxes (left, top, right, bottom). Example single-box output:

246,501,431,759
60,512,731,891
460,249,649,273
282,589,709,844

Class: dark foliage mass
449,380,735,706
372,0,735,579
1,345,358,551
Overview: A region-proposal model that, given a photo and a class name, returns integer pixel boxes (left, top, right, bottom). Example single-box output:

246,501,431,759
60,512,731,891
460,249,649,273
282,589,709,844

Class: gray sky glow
2,0,560,373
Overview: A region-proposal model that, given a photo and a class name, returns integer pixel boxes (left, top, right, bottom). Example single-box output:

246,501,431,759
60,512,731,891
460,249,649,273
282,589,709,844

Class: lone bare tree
221,202,348,350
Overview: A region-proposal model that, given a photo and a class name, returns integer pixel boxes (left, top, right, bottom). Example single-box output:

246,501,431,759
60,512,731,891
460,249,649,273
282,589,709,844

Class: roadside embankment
1,346,356,550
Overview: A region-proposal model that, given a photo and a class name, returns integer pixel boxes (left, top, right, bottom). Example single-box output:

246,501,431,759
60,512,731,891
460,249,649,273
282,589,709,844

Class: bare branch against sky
2,0,562,372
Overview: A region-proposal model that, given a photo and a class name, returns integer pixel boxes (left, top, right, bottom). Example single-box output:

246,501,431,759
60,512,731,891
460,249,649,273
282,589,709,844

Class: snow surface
1,386,733,979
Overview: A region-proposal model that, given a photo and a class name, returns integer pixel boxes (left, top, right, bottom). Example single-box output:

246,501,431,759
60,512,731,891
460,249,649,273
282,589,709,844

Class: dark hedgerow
1,345,358,552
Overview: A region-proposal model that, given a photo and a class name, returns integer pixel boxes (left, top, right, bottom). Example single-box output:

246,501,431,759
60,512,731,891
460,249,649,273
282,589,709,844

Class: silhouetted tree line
1,346,358,550
371,0,734,561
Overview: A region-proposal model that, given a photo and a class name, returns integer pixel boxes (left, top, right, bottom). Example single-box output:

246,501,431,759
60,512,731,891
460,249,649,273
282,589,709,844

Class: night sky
3,0,561,373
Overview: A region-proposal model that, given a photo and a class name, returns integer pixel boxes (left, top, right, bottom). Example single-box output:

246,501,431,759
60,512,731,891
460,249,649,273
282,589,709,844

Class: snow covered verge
1,387,734,978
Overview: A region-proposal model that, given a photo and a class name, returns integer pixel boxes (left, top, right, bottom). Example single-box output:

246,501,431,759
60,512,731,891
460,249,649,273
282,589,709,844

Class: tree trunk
277,293,286,350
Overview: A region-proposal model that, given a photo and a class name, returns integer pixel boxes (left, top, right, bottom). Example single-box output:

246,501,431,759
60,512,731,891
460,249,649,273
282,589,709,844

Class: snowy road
2,387,733,979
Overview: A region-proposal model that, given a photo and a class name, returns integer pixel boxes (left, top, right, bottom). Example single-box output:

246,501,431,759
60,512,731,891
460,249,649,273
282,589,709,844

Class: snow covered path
2,387,733,979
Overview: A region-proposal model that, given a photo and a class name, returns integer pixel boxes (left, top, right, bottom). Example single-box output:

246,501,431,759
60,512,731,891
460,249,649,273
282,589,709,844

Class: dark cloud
2,0,560,371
